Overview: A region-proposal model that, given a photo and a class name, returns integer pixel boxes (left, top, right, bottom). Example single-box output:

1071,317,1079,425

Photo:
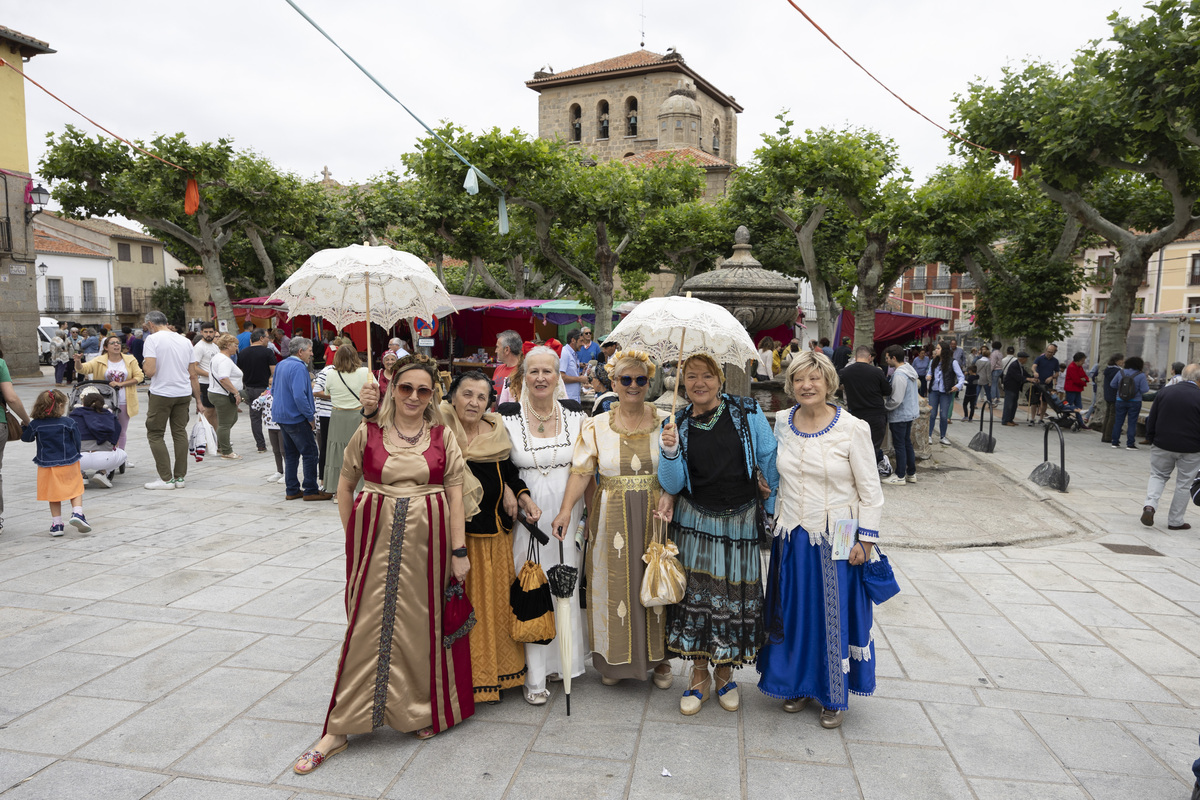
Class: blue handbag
862,547,900,605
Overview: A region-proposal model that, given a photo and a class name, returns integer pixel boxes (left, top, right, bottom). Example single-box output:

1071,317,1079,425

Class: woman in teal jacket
658,353,777,716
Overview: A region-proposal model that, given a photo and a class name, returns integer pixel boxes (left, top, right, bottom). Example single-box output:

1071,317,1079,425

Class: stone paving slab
0,373,1197,798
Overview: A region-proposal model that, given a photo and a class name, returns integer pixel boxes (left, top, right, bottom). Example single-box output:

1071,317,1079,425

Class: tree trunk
470,255,513,299
243,225,276,292
194,213,235,332
772,204,841,343
1098,251,1151,362
851,232,890,349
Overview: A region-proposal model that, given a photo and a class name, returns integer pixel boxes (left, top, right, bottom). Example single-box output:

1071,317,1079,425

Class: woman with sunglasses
658,353,778,716
293,355,471,775
442,369,541,704
551,350,675,690
499,344,588,705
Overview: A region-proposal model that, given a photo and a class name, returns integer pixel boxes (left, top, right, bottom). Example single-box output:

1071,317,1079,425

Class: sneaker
49,523,65,537
173,478,186,489
905,474,917,484
1140,506,1155,526
90,471,112,489
68,513,91,533
883,474,906,485
1126,444,1138,450
939,437,952,446
266,472,283,483
927,435,933,445
144,479,175,490
1112,443,1120,448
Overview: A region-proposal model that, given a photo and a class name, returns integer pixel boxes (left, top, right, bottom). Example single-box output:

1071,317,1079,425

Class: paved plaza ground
0,371,1198,799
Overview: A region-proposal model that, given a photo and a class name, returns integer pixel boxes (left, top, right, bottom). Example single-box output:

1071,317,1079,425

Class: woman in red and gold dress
293,354,473,775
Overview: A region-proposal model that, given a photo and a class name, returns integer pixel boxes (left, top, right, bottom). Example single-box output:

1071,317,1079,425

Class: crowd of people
12,311,1200,782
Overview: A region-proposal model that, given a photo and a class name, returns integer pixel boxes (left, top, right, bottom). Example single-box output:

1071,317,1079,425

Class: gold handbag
640,518,686,608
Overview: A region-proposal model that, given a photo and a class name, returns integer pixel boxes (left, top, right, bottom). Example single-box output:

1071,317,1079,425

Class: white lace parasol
605,295,758,366
268,244,455,331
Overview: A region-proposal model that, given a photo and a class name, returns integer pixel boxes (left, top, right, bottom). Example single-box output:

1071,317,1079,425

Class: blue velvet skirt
756,526,875,710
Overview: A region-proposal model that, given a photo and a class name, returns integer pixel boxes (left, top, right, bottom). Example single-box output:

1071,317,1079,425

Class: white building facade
34,231,114,330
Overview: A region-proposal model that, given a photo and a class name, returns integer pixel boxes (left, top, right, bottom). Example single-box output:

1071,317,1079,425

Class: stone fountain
680,226,798,397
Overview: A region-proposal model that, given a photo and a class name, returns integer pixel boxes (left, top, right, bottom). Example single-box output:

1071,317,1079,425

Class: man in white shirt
192,322,220,428
142,310,201,490
560,329,584,403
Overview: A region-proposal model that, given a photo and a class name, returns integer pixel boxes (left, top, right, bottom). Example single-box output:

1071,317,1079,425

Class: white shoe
939,437,952,446
266,472,283,483
905,474,917,484
524,689,550,706
125,460,134,469
173,478,186,489
144,479,174,490
91,471,112,489
927,435,933,445
882,474,906,485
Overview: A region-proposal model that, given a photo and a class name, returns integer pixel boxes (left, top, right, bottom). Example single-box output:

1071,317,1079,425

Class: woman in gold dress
550,350,674,688
292,355,471,775
442,369,541,703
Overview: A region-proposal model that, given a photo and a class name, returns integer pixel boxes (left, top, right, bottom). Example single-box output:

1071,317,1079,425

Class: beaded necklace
690,398,726,432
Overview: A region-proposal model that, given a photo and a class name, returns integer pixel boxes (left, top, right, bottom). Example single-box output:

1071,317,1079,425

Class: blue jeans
1111,399,1142,446
889,420,915,478
990,372,1001,405
278,420,319,496
928,390,954,438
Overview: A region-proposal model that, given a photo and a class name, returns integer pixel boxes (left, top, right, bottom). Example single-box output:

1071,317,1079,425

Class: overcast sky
11,0,1137,203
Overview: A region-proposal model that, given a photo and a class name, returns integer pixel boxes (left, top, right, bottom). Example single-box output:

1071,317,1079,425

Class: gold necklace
527,402,556,433
614,403,648,434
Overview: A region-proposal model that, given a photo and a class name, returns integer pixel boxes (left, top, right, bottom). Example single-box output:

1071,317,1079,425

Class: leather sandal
414,727,437,740
293,741,348,775
680,670,711,716
714,669,739,712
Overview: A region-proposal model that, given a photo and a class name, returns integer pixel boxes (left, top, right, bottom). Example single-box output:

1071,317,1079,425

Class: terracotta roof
526,49,743,113
1179,228,1200,243
531,50,670,83
43,212,161,243
0,25,55,56
35,232,109,259
624,147,734,169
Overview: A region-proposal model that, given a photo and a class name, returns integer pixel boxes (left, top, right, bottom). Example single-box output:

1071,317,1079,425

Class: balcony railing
114,287,151,316
80,297,108,313
906,275,953,291
44,296,74,314
957,274,977,290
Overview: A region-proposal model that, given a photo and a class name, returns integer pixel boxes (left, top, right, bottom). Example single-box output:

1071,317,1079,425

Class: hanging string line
780,1,1009,161
280,0,509,229
0,57,187,172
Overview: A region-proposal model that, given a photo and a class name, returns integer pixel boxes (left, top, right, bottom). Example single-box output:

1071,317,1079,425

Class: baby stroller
1043,391,1085,432
70,380,127,480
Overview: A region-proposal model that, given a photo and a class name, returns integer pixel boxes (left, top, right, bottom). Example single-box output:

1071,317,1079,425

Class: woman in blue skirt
659,353,777,716
757,350,883,729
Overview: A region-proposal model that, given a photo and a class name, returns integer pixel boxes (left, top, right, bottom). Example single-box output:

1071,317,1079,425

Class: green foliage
149,279,190,330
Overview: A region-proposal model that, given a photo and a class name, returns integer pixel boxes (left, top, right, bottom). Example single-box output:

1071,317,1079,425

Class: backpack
1117,372,1138,401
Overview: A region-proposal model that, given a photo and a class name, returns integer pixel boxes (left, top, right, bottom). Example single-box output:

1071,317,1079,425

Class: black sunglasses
618,375,648,387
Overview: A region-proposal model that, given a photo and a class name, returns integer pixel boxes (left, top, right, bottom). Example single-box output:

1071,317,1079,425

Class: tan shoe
715,669,739,712
652,665,673,690
600,676,620,686
680,669,711,716
819,707,844,729
782,697,808,713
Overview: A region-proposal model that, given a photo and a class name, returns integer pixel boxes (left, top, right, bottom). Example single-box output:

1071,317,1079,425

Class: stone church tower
526,49,741,200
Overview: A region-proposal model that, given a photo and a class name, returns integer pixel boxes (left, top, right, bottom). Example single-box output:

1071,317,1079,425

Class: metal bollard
1029,421,1070,492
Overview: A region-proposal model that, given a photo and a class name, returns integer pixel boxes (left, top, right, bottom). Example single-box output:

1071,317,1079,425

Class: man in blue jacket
1140,363,1200,529
272,337,332,501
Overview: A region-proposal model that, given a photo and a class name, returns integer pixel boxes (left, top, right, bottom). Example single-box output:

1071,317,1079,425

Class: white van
37,316,60,365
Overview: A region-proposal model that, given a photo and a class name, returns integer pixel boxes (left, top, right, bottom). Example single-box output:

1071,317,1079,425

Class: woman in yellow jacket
73,335,145,451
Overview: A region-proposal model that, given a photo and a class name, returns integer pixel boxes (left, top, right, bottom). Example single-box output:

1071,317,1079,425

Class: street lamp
37,262,48,276
25,183,50,224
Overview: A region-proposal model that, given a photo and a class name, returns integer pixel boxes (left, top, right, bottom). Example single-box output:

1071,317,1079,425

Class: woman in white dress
498,344,588,705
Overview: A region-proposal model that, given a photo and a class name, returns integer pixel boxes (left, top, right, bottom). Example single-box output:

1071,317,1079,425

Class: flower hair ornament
608,349,657,379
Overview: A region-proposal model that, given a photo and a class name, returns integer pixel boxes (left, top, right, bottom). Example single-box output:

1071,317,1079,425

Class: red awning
837,310,945,349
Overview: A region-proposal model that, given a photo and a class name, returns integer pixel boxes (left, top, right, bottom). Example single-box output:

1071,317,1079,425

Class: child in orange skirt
21,389,91,536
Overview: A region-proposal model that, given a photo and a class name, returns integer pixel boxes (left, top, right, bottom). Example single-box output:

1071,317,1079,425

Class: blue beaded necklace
690,398,726,432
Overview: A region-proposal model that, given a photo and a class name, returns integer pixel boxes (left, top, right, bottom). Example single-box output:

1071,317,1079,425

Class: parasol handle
364,272,374,383
670,325,687,419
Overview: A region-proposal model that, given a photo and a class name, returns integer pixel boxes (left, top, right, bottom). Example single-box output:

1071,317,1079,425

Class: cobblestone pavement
0,377,1197,799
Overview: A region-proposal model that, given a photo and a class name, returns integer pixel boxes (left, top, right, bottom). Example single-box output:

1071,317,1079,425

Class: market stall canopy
532,299,620,325
836,309,946,349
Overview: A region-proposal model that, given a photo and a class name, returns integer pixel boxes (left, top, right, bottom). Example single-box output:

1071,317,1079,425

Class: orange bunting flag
1008,154,1023,180
184,178,200,215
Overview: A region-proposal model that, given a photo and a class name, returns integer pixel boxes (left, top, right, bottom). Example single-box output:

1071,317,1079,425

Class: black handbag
862,546,901,605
